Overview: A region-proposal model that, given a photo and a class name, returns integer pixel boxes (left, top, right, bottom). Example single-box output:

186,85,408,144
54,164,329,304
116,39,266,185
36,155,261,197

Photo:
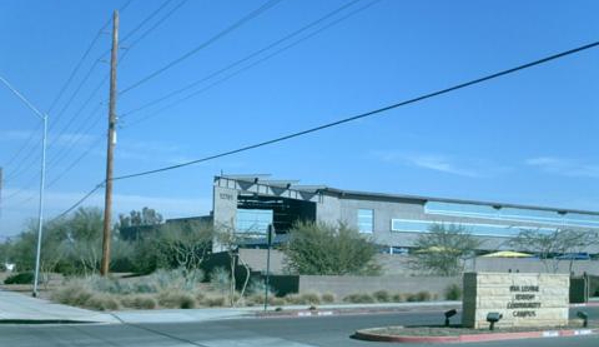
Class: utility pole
100,10,119,276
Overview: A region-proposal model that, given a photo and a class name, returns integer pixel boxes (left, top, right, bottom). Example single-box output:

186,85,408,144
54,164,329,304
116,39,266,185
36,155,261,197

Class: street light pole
33,115,47,296
0,75,48,297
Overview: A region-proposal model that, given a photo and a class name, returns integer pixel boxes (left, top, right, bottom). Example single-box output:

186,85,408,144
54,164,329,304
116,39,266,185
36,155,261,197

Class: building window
358,209,374,233
236,209,273,234
390,218,555,237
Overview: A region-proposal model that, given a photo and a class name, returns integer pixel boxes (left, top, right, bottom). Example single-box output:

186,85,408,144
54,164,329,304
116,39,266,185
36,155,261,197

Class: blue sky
1,0,598,237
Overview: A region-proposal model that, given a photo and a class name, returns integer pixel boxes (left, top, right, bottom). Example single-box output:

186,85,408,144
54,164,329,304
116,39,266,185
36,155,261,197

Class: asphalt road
1,307,599,347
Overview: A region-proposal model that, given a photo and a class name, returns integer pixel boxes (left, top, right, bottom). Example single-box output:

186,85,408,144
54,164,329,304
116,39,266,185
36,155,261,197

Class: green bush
343,293,375,304
4,272,34,285
373,290,391,302
444,283,462,300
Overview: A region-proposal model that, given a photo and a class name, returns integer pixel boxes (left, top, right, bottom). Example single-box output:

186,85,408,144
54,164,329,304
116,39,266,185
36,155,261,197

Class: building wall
320,192,599,253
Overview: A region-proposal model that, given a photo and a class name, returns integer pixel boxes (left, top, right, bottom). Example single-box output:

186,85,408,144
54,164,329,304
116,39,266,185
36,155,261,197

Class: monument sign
462,272,570,329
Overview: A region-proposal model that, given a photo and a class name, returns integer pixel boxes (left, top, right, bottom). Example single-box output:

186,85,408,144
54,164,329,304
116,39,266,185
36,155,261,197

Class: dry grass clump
372,290,390,302
157,290,196,309
120,295,157,309
200,295,226,307
51,280,95,307
87,293,120,311
343,293,376,304
321,292,336,303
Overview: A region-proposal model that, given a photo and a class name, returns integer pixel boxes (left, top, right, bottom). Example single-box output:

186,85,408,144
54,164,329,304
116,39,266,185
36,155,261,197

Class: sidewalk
0,290,118,324
0,289,460,324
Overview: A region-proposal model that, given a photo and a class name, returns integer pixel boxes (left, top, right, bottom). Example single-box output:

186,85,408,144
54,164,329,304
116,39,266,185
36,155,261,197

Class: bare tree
507,228,598,273
160,221,214,269
409,223,482,276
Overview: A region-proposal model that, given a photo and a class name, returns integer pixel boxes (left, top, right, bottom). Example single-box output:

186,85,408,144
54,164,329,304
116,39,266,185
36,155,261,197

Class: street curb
353,327,599,344
256,304,461,319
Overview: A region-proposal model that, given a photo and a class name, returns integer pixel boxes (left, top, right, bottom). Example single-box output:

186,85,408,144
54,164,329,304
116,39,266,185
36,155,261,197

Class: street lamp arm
0,75,47,120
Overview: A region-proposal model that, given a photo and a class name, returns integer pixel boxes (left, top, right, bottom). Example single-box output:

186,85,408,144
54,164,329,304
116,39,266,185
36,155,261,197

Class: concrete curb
353,327,599,344
256,304,461,319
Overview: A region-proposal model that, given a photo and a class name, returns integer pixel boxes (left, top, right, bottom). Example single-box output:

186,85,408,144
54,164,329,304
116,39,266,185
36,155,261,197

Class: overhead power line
120,0,372,122
119,0,283,95
48,40,599,219
39,0,187,178
114,40,599,181
3,0,133,179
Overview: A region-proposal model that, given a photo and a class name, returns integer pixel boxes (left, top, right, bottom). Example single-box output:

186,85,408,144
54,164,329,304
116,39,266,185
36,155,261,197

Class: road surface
1,307,598,346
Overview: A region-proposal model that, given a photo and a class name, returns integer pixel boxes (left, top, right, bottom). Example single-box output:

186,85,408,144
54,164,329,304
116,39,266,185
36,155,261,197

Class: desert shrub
373,290,390,302
120,295,157,309
391,293,405,302
200,295,226,307
157,290,196,309
4,272,34,284
284,221,381,275
408,291,432,302
87,294,120,311
343,293,375,304
300,292,321,305
51,280,94,307
417,291,432,301
283,294,303,305
271,297,286,306
445,284,462,300
321,293,336,303
209,267,231,294
149,268,203,292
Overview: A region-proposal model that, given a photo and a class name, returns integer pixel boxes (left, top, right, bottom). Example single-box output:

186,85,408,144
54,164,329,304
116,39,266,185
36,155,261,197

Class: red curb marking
354,328,599,344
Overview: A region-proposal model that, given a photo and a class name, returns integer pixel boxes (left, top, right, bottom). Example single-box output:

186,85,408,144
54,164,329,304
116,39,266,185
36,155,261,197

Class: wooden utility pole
101,10,119,276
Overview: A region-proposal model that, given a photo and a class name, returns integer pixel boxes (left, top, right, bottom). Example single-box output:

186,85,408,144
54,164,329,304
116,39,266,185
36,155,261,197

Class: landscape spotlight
444,309,457,327
486,312,503,331
577,311,588,328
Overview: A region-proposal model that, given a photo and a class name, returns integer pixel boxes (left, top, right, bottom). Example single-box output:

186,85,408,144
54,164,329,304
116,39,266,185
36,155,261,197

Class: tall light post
0,75,48,297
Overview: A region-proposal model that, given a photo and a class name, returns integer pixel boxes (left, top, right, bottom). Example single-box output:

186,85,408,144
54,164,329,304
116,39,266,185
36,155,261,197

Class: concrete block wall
298,275,460,299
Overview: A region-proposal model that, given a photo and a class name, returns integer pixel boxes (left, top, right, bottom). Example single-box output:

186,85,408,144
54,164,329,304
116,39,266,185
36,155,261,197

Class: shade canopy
481,251,533,258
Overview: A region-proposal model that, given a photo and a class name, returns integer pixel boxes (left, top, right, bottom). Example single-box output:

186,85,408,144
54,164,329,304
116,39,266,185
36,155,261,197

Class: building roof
216,174,599,216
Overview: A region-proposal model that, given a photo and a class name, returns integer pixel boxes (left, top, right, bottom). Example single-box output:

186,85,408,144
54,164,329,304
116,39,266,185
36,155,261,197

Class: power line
47,0,134,117
119,0,283,95
3,0,133,181
47,40,599,219
46,0,186,160
120,0,370,121
50,183,105,222
122,0,188,51
114,40,599,181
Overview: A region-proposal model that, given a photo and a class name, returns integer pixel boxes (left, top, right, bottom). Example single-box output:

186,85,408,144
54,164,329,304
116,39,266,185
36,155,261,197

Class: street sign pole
264,224,274,311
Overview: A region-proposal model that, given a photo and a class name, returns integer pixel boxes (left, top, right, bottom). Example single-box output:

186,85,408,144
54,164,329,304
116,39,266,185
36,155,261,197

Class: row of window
425,201,599,228
391,218,555,237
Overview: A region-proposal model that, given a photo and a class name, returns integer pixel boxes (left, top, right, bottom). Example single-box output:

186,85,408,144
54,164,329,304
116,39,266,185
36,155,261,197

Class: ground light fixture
577,311,588,328
444,309,457,327
486,312,503,331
